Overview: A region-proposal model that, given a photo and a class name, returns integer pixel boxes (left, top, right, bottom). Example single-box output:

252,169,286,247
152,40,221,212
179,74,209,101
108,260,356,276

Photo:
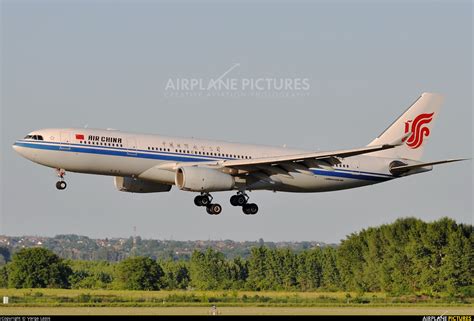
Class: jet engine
114,176,172,193
175,167,235,192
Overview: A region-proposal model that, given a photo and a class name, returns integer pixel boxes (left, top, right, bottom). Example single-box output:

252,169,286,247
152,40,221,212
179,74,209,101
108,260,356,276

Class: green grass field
0,288,472,315
2,306,473,315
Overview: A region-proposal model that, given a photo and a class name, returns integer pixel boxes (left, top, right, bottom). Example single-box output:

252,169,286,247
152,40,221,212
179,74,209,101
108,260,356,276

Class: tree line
0,217,471,295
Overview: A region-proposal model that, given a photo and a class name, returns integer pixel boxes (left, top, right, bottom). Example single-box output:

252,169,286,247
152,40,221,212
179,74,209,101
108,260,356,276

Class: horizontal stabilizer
390,158,468,176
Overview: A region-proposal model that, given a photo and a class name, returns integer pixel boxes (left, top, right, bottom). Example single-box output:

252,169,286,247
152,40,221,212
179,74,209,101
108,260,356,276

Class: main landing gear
230,192,258,215
193,192,259,215
55,168,67,190
194,193,222,215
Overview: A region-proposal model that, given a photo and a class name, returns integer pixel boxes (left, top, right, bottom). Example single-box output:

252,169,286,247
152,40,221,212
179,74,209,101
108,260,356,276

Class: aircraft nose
12,141,20,152
12,141,26,157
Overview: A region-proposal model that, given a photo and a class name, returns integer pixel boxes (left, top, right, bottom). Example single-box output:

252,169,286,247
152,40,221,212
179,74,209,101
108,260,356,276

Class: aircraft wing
221,144,394,168
171,139,403,179
212,133,409,173
389,158,468,176
170,134,408,178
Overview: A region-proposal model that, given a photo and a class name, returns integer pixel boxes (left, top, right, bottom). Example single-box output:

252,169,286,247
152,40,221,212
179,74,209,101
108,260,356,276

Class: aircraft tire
236,194,247,206
242,204,251,215
200,195,210,206
194,195,203,206
206,205,214,215
211,204,222,215
56,181,67,190
249,203,258,215
230,195,238,206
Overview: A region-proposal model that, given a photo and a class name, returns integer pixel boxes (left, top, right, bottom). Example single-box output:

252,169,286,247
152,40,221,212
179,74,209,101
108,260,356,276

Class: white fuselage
13,128,398,193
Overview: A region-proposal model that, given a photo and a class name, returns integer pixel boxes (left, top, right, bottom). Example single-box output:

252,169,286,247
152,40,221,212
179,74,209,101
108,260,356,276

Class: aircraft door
59,131,72,150
351,159,360,175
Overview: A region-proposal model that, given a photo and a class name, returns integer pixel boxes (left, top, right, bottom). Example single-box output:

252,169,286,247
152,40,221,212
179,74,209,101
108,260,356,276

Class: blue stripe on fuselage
14,141,394,182
311,169,392,182
14,141,220,163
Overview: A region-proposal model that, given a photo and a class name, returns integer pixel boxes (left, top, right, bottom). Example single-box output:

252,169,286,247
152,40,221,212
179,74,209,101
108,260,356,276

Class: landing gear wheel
236,194,247,206
206,203,222,215
194,195,203,206
206,205,213,215
242,204,251,215
195,194,212,207
230,193,247,206
249,203,258,215
200,195,210,206
56,181,67,190
210,204,222,215
242,203,258,215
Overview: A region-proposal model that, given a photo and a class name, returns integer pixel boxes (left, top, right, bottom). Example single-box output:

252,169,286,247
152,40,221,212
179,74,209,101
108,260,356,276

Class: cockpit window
24,135,44,141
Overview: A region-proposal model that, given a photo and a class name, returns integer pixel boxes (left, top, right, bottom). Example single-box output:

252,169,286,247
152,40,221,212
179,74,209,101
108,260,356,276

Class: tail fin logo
402,112,434,149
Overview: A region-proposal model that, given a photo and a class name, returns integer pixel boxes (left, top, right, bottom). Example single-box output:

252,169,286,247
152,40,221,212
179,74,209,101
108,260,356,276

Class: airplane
12,92,466,215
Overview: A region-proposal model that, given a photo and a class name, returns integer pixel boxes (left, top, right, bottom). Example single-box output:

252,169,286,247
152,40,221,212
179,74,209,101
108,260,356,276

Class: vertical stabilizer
368,93,444,160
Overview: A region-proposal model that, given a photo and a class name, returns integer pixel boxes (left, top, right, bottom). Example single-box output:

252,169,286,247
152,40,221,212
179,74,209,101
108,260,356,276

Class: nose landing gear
56,181,67,190
55,168,67,190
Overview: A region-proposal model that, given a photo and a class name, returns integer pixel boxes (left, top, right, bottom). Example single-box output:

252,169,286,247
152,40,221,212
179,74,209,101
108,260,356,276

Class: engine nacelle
114,177,172,193
175,167,235,192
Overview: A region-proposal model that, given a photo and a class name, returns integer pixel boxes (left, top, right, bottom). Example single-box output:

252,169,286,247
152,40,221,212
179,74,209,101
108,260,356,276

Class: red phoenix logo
402,112,434,149
75,134,85,140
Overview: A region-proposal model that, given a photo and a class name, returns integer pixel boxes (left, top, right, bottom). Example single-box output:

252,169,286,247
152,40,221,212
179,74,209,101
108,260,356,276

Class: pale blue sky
1,0,472,243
